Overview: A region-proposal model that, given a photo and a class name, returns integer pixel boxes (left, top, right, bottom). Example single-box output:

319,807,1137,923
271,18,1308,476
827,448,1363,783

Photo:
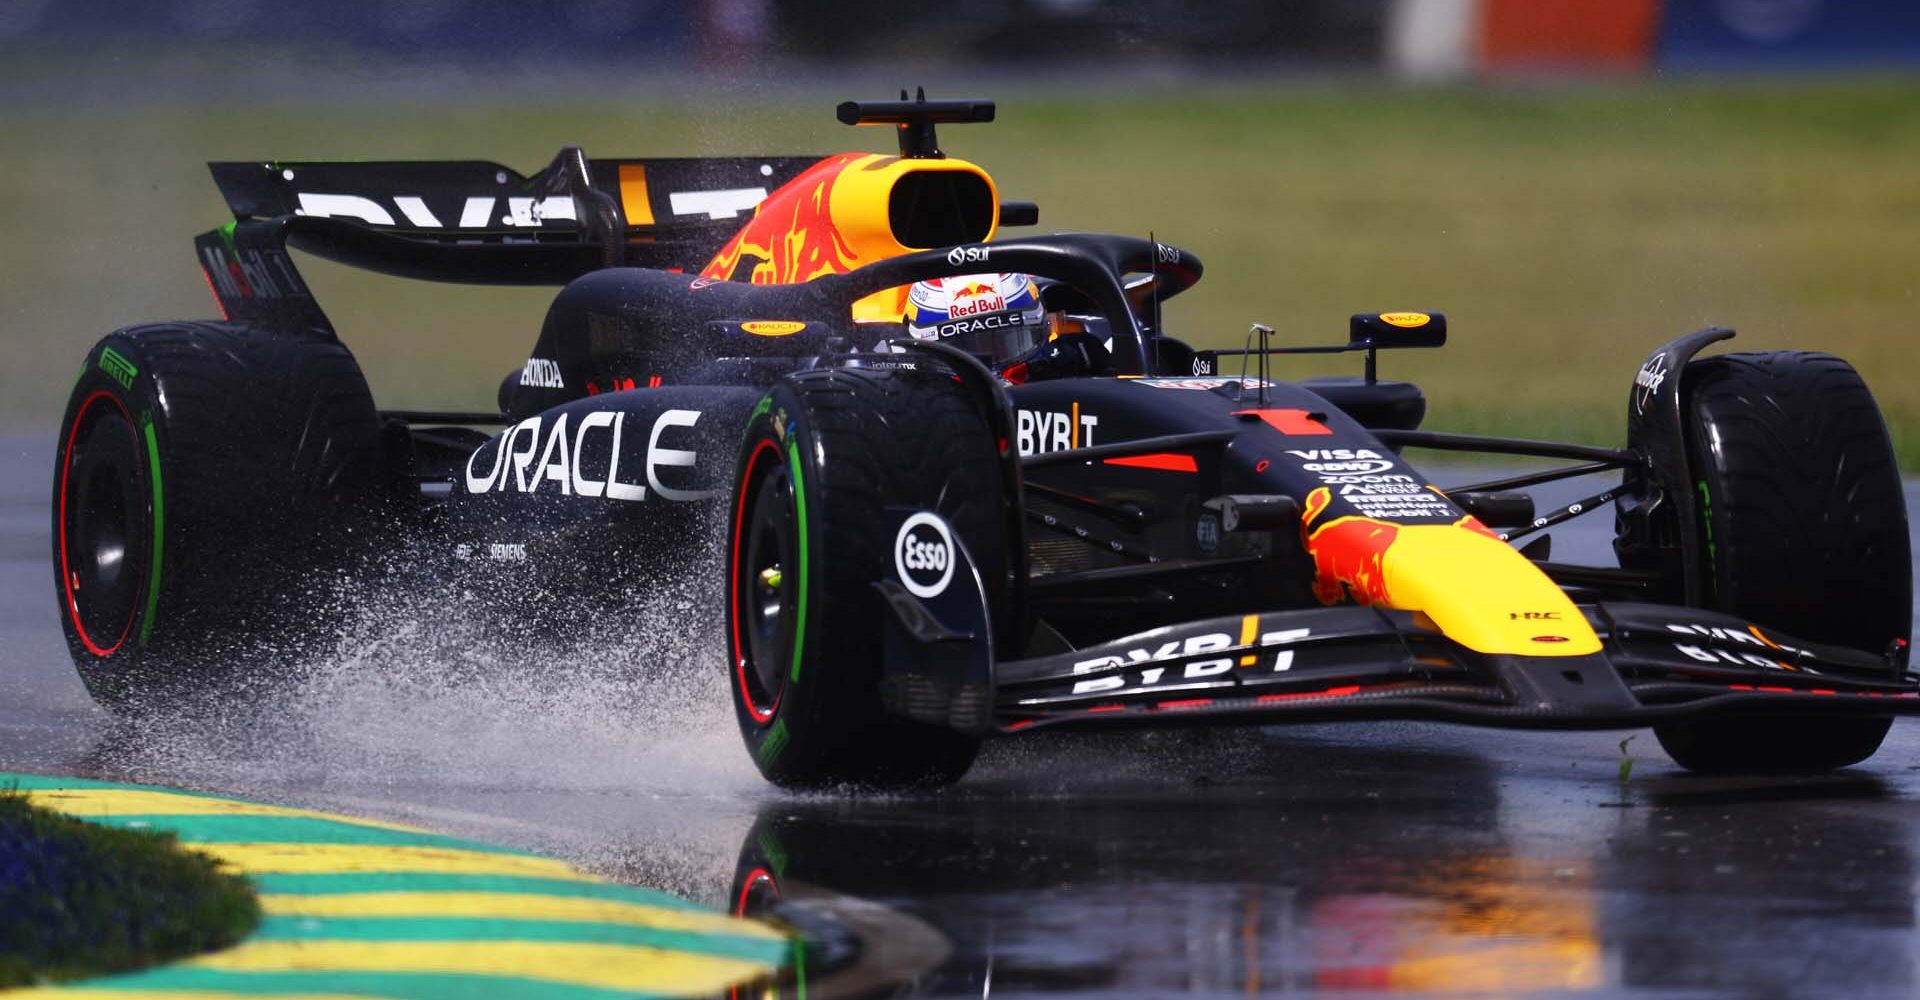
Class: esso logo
894,512,956,598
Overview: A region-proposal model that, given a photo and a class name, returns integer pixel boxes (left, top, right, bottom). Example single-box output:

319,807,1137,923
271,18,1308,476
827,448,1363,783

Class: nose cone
1379,524,1601,656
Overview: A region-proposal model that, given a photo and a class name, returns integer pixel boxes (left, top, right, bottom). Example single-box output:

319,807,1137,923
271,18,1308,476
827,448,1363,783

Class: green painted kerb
138,414,164,648
786,440,810,684
79,814,541,855
92,968,649,1000
249,872,704,910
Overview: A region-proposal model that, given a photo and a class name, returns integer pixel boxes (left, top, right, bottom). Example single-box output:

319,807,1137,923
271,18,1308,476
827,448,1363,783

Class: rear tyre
1654,351,1909,773
727,368,1008,789
53,323,386,712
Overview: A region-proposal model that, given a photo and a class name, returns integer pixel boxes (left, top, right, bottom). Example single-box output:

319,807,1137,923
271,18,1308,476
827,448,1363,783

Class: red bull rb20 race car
54,96,1916,787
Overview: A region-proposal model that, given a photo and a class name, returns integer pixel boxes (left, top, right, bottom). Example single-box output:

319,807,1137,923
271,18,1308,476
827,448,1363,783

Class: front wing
877,590,1916,735
986,603,1916,733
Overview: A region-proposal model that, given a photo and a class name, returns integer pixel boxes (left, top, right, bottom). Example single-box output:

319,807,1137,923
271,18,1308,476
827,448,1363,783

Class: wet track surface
7,430,1920,997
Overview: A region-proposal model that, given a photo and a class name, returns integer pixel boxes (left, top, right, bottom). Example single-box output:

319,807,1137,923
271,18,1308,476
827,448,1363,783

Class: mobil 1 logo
894,511,956,599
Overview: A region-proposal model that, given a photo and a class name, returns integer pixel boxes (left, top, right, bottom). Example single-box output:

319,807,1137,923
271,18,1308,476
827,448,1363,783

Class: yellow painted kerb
9,776,791,999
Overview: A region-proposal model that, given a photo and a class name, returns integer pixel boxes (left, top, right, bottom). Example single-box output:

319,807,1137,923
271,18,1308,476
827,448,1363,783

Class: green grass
0,789,259,988
5,77,1920,463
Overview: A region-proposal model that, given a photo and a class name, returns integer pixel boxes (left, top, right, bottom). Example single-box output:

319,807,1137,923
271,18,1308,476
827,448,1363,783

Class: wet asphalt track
8,428,1920,998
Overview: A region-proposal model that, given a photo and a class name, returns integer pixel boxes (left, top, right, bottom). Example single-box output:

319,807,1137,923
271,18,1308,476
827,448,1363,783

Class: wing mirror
1349,312,1446,350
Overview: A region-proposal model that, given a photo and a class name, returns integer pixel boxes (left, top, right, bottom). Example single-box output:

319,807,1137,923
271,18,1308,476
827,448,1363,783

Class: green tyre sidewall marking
754,827,790,878
139,411,164,648
785,438,809,685
756,718,789,769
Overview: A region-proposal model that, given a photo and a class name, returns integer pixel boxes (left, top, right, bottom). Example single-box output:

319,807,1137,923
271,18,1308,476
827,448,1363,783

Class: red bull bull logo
702,152,864,284
1301,486,1399,606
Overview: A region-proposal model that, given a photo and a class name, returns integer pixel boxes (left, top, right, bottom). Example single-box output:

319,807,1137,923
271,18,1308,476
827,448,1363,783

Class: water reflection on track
686,723,1920,997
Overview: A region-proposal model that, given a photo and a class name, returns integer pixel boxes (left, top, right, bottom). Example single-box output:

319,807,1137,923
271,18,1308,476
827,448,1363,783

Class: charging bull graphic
1301,486,1400,606
702,152,865,285
1301,487,1507,609
698,149,1003,322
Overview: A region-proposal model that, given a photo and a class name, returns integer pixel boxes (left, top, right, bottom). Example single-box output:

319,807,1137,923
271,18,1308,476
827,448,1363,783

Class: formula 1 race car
54,95,1916,787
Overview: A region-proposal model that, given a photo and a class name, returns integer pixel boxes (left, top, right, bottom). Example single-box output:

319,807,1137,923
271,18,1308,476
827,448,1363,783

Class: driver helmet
905,272,1046,363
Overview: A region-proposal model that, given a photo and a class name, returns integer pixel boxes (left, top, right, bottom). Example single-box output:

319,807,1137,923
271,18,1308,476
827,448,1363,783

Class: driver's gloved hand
999,332,1113,384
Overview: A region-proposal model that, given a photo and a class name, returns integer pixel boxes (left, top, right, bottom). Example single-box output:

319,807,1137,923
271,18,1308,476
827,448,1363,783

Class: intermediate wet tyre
726,367,1010,788
1655,351,1910,773
53,322,385,711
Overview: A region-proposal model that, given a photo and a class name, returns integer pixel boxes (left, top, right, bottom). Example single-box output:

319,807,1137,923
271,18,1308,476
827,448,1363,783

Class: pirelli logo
97,347,137,389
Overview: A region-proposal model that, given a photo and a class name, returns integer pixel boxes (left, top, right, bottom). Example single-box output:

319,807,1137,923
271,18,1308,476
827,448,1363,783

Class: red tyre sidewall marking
734,866,779,918
729,865,781,1000
730,438,783,725
58,388,139,658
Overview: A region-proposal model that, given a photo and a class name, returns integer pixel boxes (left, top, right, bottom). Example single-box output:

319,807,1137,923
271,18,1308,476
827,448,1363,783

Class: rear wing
195,148,826,330
209,147,822,274
213,151,824,251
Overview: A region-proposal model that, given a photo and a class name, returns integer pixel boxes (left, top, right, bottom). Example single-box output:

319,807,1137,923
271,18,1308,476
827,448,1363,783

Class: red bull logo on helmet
948,284,1006,318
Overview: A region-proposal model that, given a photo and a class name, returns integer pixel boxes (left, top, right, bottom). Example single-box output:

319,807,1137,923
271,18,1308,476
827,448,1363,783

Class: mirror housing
1350,311,1446,350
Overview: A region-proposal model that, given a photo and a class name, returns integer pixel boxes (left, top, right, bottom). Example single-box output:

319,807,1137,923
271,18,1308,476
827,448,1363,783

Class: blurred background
3,0,1918,459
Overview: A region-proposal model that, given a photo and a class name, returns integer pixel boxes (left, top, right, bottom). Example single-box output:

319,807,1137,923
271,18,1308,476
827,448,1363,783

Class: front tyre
1655,351,1910,773
727,368,1008,789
